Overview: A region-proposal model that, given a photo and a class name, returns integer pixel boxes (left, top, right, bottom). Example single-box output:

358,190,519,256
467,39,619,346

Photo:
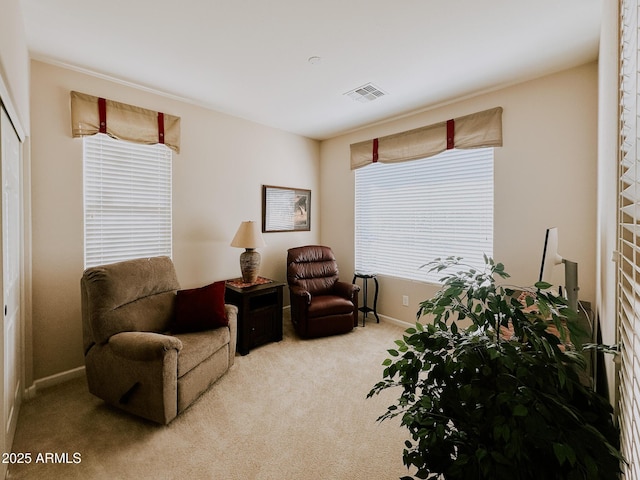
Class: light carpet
8,311,415,480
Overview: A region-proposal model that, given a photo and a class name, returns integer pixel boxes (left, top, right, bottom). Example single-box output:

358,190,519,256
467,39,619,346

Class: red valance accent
372,138,379,162
446,119,455,150
98,97,107,134
158,112,165,145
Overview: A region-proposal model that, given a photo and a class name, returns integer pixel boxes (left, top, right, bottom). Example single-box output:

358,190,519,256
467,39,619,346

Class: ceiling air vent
344,83,387,103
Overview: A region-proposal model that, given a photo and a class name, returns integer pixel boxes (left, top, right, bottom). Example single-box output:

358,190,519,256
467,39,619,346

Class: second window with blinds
83,133,172,269
355,147,494,284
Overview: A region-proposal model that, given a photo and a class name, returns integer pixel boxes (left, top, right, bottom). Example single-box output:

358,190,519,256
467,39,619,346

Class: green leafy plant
368,256,622,480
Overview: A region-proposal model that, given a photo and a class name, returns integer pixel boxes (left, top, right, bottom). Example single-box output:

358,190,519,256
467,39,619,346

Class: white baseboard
372,313,413,329
24,366,86,399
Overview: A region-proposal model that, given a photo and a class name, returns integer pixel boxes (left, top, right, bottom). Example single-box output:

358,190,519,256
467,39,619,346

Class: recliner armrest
108,331,183,361
289,285,312,304
225,304,238,367
333,281,360,300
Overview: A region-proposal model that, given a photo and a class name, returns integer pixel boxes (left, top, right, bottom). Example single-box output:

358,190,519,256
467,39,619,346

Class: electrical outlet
402,295,409,307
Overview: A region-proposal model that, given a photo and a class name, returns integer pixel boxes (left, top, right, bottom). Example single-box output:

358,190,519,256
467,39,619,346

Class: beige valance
350,106,503,170
70,91,181,153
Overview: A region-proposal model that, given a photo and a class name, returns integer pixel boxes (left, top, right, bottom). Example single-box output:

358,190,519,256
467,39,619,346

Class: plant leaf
512,404,528,417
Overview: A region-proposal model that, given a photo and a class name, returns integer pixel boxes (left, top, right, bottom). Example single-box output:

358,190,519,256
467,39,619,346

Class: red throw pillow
173,281,228,333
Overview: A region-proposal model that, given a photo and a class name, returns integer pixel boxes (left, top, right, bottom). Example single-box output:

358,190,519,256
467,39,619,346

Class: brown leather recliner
286,245,360,338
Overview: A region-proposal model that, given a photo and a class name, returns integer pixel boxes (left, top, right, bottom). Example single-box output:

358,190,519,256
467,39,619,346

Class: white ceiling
20,0,602,140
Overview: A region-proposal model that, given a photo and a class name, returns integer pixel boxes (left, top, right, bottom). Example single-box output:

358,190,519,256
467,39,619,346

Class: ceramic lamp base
239,248,261,284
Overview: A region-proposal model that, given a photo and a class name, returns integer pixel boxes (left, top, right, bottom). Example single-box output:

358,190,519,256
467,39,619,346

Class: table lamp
230,221,266,284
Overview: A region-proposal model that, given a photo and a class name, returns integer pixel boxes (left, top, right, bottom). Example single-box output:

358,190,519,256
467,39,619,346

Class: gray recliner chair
81,256,237,424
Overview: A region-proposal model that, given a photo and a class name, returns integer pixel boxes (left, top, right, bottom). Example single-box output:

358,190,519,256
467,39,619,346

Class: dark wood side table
352,272,380,326
224,278,285,355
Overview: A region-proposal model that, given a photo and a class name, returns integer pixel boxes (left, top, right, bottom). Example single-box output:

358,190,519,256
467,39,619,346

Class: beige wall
320,62,598,324
30,60,320,381
0,0,30,131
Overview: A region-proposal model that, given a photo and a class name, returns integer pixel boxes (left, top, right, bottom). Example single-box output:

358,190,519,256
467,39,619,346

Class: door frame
0,70,31,469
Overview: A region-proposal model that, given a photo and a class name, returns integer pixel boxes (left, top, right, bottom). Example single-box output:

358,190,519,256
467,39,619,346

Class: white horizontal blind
83,133,172,268
618,0,640,477
355,148,493,283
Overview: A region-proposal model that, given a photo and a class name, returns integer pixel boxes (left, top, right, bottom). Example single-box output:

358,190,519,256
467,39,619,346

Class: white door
1,105,22,471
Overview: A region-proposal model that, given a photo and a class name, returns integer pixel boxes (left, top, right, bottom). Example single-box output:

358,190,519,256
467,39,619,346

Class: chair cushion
287,245,339,295
173,281,228,333
174,327,231,378
82,256,180,345
308,295,354,318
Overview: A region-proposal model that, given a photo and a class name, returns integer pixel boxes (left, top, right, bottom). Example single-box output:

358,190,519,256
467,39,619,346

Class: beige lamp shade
230,221,266,249
231,221,266,283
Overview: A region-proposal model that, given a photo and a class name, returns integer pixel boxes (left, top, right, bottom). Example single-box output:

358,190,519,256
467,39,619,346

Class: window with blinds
83,133,172,268
618,0,640,477
355,148,493,283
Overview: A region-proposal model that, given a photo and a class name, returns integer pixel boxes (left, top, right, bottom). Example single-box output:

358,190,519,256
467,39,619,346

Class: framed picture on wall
262,185,311,232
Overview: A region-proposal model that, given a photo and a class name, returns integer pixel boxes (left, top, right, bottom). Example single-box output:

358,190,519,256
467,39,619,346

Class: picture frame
262,185,311,232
